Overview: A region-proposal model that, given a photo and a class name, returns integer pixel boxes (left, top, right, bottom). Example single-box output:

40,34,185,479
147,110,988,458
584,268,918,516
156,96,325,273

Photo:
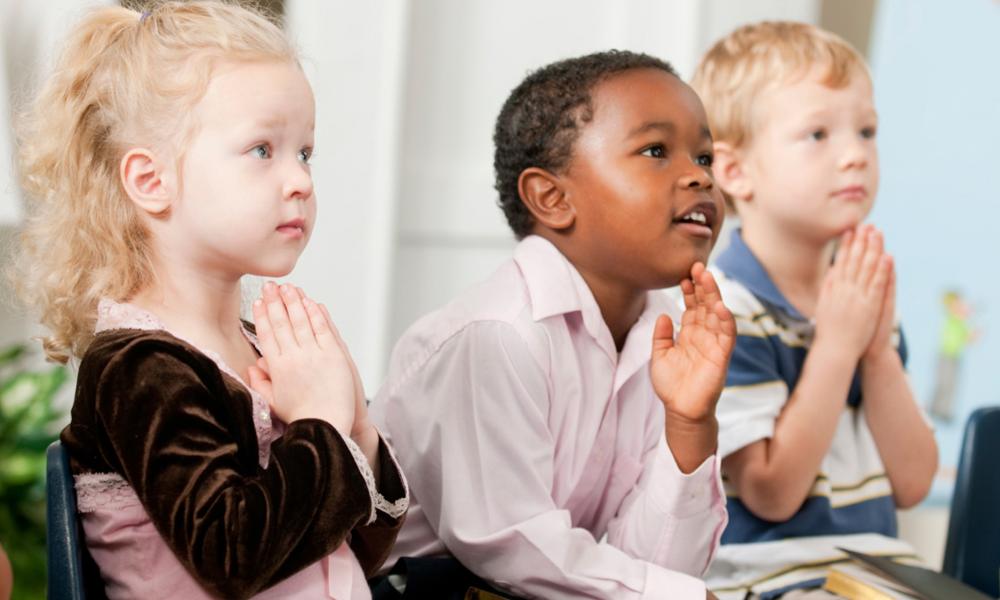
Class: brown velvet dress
61,327,407,599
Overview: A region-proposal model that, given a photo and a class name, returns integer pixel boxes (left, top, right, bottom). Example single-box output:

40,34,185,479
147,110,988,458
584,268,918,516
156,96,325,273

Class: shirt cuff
644,561,706,600
371,430,409,520
337,432,381,525
649,437,723,519
336,428,409,524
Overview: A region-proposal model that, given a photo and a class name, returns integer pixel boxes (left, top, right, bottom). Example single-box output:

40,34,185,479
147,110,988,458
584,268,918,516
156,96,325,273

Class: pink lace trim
96,298,278,467
96,300,161,332
373,433,409,520
338,431,409,524
74,472,140,513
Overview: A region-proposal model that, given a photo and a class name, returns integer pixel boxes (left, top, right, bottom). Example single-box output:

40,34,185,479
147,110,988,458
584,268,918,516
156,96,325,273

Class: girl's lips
276,218,306,238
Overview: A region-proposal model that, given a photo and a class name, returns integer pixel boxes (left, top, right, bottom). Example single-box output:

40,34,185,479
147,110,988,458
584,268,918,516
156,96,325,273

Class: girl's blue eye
298,148,313,164
860,126,877,139
641,144,666,158
696,153,714,167
810,129,827,141
252,144,271,159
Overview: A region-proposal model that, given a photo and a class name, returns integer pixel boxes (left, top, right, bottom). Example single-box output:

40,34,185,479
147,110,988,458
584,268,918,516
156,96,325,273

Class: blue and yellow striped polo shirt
710,229,906,544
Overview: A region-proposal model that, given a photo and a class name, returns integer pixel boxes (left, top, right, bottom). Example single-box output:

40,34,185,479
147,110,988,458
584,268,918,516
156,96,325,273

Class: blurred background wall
2,0,998,574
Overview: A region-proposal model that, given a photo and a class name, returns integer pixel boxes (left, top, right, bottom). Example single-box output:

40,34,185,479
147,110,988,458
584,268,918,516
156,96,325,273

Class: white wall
0,15,18,226
697,0,820,65
0,0,113,348
270,0,409,392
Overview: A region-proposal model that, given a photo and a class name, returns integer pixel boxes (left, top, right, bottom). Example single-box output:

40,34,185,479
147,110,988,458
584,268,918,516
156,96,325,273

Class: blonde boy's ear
712,141,753,204
120,148,171,215
518,167,575,231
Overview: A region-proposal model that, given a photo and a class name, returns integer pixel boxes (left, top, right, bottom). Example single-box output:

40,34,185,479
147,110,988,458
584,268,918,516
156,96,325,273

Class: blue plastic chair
942,406,1000,597
45,441,89,600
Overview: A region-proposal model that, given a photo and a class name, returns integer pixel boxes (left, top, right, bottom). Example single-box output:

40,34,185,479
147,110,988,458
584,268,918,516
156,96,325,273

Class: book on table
824,562,920,599
823,547,993,600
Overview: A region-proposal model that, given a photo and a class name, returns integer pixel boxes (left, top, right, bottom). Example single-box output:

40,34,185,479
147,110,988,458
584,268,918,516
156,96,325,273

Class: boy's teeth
685,212,707,224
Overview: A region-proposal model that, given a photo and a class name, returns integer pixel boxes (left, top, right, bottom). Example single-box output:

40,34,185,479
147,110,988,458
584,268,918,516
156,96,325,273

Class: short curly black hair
493,50,678,239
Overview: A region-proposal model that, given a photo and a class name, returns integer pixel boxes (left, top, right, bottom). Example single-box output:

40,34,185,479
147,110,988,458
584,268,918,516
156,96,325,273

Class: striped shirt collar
714,228,806,322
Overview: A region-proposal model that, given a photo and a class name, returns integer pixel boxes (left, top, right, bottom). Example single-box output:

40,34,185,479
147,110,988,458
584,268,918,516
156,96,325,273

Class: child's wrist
810,333,863,369
351,422,381,472
660,398,719,431
861,344,901,370
289,408,353,438
350,421,378,448
664,410,719,447
663,414,719,473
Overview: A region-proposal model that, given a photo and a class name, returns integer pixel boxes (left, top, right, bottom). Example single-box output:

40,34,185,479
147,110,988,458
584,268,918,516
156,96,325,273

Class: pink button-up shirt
371,235,727,599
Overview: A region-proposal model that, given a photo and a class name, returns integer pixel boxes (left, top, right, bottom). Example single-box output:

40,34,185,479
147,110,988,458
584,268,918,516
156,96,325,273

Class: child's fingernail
253,299,263,308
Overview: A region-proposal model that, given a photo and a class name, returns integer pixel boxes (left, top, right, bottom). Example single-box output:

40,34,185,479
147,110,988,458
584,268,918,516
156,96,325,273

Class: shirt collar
714,228,806,321
513,235,592,322
513,235,682,366
95,298,261,361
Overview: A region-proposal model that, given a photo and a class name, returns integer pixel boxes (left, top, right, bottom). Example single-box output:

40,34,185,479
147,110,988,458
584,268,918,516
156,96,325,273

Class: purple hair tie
139,10,152,24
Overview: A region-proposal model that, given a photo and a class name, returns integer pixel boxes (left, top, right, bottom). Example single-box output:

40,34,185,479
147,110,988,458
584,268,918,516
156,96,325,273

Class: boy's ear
712,141,753,203
518,167,575,231
120,148,172,215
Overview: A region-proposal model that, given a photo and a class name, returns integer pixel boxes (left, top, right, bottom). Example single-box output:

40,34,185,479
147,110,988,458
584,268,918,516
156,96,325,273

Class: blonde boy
691,22,938,598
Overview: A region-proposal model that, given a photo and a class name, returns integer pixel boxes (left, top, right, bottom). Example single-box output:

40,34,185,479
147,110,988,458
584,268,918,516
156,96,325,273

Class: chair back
46,441,86,600
942,406,1000,597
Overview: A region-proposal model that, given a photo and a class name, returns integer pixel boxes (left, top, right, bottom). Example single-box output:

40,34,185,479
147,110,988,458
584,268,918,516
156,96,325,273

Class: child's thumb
651,314,675,355
247,366,275,406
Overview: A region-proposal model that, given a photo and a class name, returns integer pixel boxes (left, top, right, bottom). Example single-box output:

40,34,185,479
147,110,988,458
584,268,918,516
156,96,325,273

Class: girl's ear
120,148,172,215
712,141,754,205
518,167,575,231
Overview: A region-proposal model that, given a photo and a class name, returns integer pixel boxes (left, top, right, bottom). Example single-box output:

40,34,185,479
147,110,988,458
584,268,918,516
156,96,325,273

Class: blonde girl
13,2,407,598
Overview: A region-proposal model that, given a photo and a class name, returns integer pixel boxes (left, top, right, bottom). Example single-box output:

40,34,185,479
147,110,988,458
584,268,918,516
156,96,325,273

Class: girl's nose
283,160,313,201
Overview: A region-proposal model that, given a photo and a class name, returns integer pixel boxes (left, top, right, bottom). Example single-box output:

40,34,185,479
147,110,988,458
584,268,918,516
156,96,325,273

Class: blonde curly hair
12,1,296,363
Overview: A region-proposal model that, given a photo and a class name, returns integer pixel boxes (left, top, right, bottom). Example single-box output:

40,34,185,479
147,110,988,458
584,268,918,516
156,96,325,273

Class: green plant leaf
0,344,26,366
0,342,70,600
1,372,40,413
